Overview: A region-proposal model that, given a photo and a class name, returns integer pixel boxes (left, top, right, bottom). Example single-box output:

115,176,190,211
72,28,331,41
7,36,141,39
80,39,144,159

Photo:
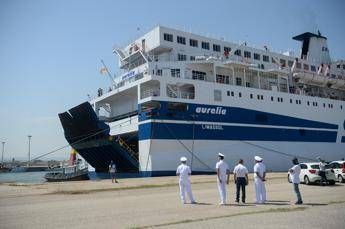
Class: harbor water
0,171,141,184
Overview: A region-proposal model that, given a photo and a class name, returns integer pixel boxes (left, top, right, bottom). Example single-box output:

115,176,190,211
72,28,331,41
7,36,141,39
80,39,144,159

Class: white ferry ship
59,26,345,175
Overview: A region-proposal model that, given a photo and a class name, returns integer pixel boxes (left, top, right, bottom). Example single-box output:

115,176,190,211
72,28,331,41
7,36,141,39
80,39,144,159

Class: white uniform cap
180,157,187,162
255,156,263,161
218,153,225,157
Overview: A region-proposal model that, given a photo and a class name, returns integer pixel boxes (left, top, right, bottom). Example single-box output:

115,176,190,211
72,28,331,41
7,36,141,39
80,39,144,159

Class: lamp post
28,135,32,167
1,141,5,166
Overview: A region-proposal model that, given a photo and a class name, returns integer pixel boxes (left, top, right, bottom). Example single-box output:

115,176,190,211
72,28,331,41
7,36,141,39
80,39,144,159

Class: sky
0,0,344,161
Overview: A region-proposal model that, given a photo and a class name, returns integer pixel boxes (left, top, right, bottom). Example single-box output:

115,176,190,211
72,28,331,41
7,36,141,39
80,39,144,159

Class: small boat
45,150,89,182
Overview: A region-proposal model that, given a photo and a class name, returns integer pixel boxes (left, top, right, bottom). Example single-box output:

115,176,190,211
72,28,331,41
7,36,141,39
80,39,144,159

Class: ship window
164,33,173,42
156,69,162,76
239,92,242,97
307,101,310,106
244,51,251,58
236,77,242,86
288,60,293,67
271,96,274,101
323,103,326,108
277,97,280,102
271,57,276,63
224,46,231,53
303,64,309,70
280,59,286,67
231,91,234,96
202,41,210,50
190,56,195,61
290,99,292,103
336,64,341,69
192,70,206,80
190,39,198,47
250,94,253,99
310,65,316,72
246,82,251,87
296,100,298,104
296,63,302,69
261,95,264,100
214,90,222,102
227,91,230,96
341,105,343,110
177,36,186,45
213,44,221,52
171,69,180,78
168,102,188,112
257,94,260,100
254,53,260,60
343,65,345,70
234,49,241,56
178,53,187,61
263,55,269,62
281,98,283,102
216,74,230,84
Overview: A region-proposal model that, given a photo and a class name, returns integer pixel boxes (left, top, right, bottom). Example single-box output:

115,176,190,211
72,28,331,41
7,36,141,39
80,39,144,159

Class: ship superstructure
59,26,345,175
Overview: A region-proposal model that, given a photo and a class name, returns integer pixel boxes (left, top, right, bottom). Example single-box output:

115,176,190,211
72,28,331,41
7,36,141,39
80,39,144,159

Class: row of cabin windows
165,33,320,71
223,90,342,110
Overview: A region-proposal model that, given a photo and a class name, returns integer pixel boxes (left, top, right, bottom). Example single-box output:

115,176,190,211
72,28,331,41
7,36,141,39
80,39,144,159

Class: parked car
288,162,336,185
328,160,345,183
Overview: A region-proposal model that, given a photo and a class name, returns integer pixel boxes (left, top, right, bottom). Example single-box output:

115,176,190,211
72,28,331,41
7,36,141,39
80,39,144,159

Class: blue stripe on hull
139,101,338,130
139,122,337,142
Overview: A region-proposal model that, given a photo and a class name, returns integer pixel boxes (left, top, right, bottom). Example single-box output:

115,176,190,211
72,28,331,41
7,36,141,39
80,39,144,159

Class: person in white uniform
216,153,229,205
254,156,266,204
176,157,196,204
289,157,303,204
233,159,249,203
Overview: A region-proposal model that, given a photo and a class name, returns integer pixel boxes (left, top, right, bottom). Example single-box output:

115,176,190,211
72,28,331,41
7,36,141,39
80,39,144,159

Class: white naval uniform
176,164,195,203
216,160,229,204
254,162,266,203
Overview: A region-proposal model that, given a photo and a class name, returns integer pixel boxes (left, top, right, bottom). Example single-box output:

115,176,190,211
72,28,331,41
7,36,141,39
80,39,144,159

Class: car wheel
304,176,310,185
287,175,292,183
338,175,344,183
329,180,335,185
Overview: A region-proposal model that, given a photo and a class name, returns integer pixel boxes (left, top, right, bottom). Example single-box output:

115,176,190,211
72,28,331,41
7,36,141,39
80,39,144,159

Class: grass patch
129,207,307,229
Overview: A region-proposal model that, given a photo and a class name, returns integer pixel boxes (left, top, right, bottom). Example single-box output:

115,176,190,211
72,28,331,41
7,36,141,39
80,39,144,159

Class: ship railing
140,89,160,99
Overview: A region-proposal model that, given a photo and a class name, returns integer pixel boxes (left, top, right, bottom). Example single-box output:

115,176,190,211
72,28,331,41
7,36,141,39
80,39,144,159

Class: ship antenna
100,59,115,84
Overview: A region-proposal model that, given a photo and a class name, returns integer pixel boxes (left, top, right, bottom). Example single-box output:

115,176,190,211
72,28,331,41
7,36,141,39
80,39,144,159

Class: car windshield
310,164,320,169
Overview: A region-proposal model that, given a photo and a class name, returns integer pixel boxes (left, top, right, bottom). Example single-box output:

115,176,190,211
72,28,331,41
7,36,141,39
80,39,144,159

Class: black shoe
295,201,303,205
242,200,246,204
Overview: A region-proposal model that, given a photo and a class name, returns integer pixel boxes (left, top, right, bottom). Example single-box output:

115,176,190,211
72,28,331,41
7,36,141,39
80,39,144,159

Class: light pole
1,141,5,166
28,135,32,167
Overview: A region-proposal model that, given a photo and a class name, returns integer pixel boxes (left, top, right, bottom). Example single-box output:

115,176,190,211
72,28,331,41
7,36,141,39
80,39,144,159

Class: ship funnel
293,31,331,65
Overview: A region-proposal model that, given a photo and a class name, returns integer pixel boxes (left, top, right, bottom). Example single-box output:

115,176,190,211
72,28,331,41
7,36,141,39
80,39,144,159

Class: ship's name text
195,106,226,115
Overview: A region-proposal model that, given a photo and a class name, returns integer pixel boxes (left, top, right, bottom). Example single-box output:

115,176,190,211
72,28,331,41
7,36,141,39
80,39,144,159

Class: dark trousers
293,183,302,203
319,171,327,183
236,177,246,202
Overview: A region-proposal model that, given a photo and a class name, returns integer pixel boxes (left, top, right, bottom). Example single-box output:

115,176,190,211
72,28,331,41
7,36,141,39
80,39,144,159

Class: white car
329,161,345,183
288,162,336,185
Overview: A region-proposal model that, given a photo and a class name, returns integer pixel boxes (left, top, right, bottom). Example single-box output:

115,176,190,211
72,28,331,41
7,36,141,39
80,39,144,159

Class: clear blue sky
0,0,344,161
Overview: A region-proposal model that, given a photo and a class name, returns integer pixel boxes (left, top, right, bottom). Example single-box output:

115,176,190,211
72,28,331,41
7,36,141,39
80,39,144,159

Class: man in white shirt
176,157,196,204
233,159,249,203
108,160,118,183
317,157,327,185
216,153,229,205
254,156,266,204
289,157,303,204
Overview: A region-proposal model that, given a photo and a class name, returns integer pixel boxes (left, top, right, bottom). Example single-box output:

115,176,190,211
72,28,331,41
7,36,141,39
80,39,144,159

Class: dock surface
0,173,344,229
